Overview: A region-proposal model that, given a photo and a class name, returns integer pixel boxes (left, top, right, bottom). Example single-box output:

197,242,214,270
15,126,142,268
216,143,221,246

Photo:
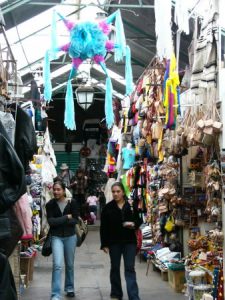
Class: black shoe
66,292,75,297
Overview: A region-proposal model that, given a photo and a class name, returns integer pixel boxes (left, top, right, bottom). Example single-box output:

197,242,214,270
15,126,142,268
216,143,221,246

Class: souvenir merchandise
101,9,224,294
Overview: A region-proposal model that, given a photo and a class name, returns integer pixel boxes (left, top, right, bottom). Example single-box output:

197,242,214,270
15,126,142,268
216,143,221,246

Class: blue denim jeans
109,243,140,300
51,235,77,300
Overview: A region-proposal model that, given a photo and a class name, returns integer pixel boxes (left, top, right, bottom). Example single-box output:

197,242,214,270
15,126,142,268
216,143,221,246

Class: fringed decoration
99,61,114,128
50,10,58,60
64,79,76,130
105,77,114,129
57,12,75,31
114,10,126,62
106,10,117,24
125,46,133,95
98,20,111,35
43,51,52,102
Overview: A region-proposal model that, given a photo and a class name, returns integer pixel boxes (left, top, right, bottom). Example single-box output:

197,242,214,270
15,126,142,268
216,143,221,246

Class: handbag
164,216,175,232
41,232,52,257
75,217,88,247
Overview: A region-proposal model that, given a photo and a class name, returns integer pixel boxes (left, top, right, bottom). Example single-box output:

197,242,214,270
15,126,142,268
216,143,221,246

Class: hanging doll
43,10,133,130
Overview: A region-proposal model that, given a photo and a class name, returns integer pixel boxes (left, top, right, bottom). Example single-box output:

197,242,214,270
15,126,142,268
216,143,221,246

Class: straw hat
60,163,69,170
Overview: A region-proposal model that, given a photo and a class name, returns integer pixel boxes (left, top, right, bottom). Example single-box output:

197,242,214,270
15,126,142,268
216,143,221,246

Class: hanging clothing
0,111,15,145
41,155,57,184
122,147,136,170
191,11,219,92
154,0,173,59
174,0,189,35
13,193,33,240
13,105,37,173
0,120,26,214
104,178,116,204
43,127,57,166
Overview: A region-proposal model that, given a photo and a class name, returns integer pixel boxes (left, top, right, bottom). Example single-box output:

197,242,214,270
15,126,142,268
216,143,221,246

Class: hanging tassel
64,79,76,130
105,77,114,129
114,10,126,62
43,51,52,102
50,10,58,60
125,46,133,95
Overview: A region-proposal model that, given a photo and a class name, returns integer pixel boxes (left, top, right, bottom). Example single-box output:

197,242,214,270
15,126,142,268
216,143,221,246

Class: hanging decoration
43,10,133,130
154,0,173,59
163,53,180,130
174,0,190,35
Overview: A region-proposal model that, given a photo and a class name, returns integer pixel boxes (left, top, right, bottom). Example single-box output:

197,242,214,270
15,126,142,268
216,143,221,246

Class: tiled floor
21,228,184,300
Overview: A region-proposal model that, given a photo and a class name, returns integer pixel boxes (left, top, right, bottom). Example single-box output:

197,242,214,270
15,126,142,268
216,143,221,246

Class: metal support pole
218,0,225,296
28,2,154,8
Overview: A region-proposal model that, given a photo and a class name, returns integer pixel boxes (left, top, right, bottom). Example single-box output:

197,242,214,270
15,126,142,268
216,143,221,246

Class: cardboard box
168,269,185,293
20,255,35,287
9,244,21,299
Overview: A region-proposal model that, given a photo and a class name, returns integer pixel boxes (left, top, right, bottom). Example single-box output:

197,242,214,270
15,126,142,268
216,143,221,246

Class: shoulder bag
75,217,88,247
41,232,52,257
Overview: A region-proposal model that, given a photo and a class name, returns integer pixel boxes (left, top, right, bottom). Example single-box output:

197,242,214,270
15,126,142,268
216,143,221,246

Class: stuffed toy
43,10,133,130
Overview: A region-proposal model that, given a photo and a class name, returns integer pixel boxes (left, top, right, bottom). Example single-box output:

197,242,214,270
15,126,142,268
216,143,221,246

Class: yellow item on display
142,75,150,94
146,134,152,145
135,145,139,155
164,216,175,232
38,147,43,155
123,110,128,133
36,164,42,169
163,53,180,128
157,129,164,162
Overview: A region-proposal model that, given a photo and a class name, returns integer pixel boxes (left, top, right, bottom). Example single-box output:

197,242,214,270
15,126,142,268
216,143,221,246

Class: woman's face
112,186,124,202
53,184,65,200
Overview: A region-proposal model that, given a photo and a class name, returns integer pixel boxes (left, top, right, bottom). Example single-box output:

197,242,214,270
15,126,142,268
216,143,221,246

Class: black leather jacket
13,105,37,173
0,120,26,214
0,252,18,300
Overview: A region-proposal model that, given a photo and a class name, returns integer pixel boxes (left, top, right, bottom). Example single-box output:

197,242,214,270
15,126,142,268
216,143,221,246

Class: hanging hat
60,163,69,170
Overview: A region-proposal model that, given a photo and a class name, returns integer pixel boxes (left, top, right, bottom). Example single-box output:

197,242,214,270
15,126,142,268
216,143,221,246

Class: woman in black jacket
46,181,78,300
100,182,142,300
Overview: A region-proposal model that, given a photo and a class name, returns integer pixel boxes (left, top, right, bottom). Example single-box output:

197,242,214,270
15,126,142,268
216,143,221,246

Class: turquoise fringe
125,46,133,95
43,51,52,102
99,62,114,129
64,79,76,130
105,77,114,129
106,10,117,24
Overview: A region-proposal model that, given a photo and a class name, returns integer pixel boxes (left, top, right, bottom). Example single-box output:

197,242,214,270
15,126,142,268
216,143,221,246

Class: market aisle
21,229,184,300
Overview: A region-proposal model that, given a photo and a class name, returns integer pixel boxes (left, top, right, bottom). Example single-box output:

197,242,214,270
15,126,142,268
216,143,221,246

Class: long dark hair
53,181,66,191
111,182,127,200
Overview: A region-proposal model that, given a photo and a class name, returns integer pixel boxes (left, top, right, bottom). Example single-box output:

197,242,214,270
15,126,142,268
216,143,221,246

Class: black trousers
74,194,85,217
109,243,140,300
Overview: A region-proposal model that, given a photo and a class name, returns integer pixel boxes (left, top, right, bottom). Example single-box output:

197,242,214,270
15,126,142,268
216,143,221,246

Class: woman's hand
102,247,109,254
67,214,73,219
123,222,135,229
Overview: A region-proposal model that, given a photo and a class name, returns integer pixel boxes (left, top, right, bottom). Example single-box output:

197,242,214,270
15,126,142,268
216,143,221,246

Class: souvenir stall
0,35,57,295
103,1,224,298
